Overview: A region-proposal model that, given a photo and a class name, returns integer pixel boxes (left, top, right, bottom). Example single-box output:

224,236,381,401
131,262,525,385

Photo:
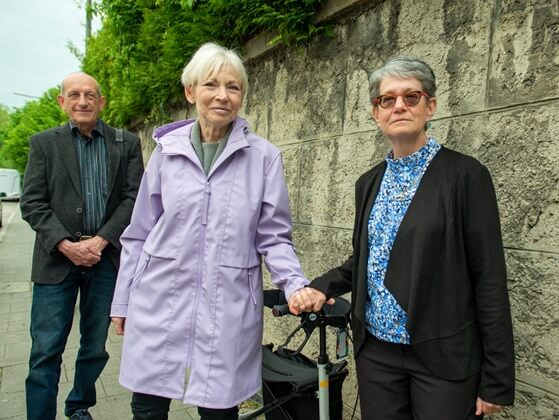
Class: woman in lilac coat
110,43,314,420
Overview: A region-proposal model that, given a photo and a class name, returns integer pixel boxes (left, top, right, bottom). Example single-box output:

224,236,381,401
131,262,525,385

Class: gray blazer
20,120,144,284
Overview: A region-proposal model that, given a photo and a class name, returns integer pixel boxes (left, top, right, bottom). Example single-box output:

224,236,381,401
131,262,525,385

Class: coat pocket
130,252,151,290
219,254,261,309
247,267,257,308
131,248,177,291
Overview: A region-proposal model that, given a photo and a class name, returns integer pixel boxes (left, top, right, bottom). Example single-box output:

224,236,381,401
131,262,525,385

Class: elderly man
20,72,144,420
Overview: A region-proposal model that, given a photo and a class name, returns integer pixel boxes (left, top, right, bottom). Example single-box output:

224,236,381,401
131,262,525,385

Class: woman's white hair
181,42,248,97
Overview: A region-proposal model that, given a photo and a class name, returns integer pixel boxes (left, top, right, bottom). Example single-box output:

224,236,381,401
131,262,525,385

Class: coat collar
153,116,251,177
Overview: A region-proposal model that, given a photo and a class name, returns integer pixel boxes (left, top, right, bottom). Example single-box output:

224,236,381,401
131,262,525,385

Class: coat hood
152,117,250,156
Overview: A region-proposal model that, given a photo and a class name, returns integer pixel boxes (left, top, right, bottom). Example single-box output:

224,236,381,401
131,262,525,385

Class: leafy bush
83,0,329,126
0,0,328,173
0,105,11,148
0,89,67,173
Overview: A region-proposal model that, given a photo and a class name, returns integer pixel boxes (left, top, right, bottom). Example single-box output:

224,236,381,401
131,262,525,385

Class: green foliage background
84,0,329,126
0,0,328,173
0,89,67,174
0,105,11,148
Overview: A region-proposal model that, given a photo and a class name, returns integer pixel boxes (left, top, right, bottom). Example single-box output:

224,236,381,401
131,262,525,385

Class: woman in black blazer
302,56,515,419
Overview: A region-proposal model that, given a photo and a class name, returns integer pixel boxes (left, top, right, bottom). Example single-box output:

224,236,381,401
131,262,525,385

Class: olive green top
190,120,232,175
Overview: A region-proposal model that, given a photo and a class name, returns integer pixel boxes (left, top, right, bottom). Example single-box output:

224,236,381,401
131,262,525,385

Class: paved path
0,202,201,419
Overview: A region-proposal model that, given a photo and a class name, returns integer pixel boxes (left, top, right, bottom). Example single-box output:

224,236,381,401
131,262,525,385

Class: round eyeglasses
373,91,430,109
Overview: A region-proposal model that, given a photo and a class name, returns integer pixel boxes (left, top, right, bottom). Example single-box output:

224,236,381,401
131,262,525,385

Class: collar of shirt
385,137,439,175
69,119,104,142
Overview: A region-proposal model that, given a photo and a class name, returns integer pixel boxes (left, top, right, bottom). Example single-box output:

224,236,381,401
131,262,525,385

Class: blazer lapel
358,163,385,257
55,123,82,199
384,148,444,313
104,123,121,200
354,163,385,318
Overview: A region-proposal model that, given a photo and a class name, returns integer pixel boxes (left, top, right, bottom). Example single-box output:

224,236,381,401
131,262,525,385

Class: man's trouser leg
26,275,79,420
65,254,116,416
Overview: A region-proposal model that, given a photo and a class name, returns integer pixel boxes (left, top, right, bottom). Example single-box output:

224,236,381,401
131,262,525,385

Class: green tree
0,0,329,173
0,104,11,148
83,0,329,126
0,89,66,173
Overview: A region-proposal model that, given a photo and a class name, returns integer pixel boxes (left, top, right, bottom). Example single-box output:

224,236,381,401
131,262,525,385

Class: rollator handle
272,304,291,317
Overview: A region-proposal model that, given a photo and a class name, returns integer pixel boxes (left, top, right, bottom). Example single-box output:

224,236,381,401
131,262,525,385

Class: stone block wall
136,0,559,418
243,0,559,418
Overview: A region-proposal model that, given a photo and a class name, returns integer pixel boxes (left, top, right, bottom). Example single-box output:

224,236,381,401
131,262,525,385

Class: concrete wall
137,0,559,418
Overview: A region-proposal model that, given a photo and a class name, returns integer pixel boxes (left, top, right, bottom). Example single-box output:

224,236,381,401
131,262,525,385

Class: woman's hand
111,317,126,335
288,287,335,315
475,397,503,416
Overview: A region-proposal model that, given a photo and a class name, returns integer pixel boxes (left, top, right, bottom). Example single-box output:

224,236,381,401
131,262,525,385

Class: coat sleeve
465,163,515,406
311,256,353,299
20,134,73,254
97,133,144,248
255,152,308,299
110,146,164,318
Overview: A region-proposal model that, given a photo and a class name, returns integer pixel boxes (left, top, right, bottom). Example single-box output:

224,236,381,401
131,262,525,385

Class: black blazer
21,121,144,284
311,146,515,406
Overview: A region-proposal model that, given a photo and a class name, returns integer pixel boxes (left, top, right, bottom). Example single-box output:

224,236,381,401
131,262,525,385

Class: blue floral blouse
365,137,441,344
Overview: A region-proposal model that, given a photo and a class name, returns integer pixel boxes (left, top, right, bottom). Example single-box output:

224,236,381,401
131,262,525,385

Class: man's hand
81,235,109,256
475,397,504,416
111,317,126,335
288,287,335,315
56,238,102,267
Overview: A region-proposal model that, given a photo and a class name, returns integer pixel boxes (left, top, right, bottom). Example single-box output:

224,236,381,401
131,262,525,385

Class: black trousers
131,392,239,420
356,333,482,420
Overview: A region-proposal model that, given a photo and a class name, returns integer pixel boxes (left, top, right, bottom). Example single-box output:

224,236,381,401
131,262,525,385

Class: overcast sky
0,0,100,109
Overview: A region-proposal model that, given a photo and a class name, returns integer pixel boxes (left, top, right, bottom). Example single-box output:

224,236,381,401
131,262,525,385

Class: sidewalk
0,202,200,419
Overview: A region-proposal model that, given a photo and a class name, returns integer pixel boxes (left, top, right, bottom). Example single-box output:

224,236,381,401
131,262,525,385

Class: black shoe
67,409,93,420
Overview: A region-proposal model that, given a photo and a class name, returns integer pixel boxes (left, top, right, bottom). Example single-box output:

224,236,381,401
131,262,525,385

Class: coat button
76,208,83,214
76,232,82,237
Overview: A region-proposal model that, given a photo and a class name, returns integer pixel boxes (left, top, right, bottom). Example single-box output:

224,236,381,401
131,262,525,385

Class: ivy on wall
83,0,329,126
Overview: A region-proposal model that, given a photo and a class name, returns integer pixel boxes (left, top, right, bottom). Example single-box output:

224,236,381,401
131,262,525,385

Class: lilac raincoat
111,117,308,408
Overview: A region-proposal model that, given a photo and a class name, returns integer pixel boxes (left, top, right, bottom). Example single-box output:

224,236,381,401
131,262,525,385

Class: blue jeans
25,254,116,420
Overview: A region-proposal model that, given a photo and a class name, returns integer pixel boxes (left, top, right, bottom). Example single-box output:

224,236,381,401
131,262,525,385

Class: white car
0,168,21,201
